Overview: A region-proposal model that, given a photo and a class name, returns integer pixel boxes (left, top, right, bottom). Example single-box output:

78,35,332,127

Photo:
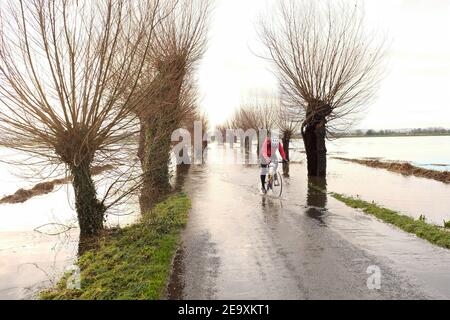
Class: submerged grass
330,192,450,250
333,157,450,184
0,165,114,205
40,193,191,300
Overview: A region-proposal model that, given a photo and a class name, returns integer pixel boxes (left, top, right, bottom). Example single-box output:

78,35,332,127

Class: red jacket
262,138,287,162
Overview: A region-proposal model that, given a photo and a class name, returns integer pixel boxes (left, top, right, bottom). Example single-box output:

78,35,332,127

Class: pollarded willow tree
276,102,301,162
259,0,386,176
229,93,278,156
0,0,163,236
136,0,210,211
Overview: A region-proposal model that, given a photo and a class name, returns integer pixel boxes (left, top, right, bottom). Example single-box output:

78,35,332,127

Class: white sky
197,0,450,130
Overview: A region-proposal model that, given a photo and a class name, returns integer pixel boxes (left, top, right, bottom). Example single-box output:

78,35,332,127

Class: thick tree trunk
282,133,291,177
302,101,331,177
70,160,105,237
244,137,251,154
282,161,290,177
139,122,172,213
137,58,186,212
256,132,262,160
302,123,327,177
302,124,318,176
306,176,327,223
282,134,291,161
315,121,327,177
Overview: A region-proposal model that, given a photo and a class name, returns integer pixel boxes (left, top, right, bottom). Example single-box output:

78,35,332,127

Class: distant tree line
341,128,450,137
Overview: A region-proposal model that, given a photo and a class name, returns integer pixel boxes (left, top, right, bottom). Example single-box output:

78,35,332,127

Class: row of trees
0,0,210,236
220,1,386,178
360,128,450,137
227,92,300,162
258,0,386,176
0,0,388,237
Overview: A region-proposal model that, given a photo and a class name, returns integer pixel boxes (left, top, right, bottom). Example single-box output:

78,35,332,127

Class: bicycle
265,161,286,198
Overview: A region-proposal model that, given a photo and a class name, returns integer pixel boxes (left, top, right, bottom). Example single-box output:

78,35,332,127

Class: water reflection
306,177,328,225
174,164,191,192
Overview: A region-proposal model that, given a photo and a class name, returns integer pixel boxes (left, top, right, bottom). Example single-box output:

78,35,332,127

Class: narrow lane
167,160,450,300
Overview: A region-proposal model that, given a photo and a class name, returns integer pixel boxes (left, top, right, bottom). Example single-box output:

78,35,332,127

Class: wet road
167,160,450,300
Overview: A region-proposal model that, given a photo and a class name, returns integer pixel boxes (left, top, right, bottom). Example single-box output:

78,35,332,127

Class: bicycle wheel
270,172,283,197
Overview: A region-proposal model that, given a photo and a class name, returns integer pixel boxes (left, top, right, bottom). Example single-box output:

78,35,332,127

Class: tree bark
302,123,327,177
70,160,105,237
282,132,291,177
137,58,186,212
315,121,327,176
282,133,291,161
302,124,318,176
139,121,172,213
302,100,333,177
306,176,327,223
302,101,331,177
244,137,251,154
256,132,262,160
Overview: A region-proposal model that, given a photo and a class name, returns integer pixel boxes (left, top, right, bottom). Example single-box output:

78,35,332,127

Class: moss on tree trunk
139,122,172,213
137,57,186,213
70,160,105,236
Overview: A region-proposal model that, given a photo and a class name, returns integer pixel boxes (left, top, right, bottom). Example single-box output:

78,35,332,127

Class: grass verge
330,192,450,250
40,193,191,300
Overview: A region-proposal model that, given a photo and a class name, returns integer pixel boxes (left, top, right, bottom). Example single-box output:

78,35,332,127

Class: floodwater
0,149,139,299
327,159,450,225
325,136,450,225
1,136,450,299
167,145,450,299
327,136,450,171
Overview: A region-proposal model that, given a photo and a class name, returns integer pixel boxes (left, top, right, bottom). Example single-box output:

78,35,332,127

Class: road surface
167,160,450,300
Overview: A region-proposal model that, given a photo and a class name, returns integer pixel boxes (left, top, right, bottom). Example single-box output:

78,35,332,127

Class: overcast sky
197,0,450,130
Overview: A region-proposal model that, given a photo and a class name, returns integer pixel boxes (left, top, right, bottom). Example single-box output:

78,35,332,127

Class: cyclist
260,133,288,194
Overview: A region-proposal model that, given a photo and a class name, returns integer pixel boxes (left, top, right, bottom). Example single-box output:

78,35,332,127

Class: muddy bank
0,165,114,205
333,157,450,184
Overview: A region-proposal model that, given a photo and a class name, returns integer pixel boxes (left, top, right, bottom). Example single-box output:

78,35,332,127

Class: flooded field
0,149,140,299
327,136,450,172
1,136,449,299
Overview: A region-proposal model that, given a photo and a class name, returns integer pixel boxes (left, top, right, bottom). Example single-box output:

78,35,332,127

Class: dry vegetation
0,165,113,205
0,0,210,236
259,0,386,177
134,0,210,211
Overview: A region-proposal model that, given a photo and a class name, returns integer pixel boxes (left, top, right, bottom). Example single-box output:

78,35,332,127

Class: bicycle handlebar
267,160,289,165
